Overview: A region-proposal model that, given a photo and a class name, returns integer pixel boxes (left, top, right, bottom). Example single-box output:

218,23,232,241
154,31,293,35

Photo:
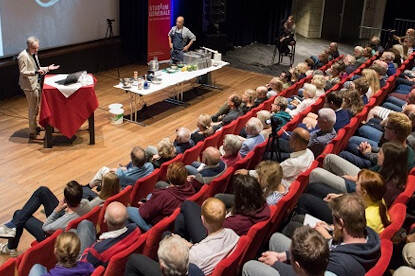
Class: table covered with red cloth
39,75,98,138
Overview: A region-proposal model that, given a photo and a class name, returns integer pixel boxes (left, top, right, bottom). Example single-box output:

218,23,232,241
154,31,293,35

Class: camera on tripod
264,115,283,162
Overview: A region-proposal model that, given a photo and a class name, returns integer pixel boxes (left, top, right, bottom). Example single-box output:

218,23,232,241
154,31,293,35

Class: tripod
264,129,282,162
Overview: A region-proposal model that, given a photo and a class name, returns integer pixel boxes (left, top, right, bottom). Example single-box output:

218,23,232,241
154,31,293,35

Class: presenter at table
17,36,60,140
168,16,196,64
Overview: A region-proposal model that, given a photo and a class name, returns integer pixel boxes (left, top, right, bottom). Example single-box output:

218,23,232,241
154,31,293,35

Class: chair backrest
142,208,181,259
206,167,235,198
211,235,251,276
200,131,222,159
380,203,406,240
97,186,133,233
234,112,252,135
365,239,393,276
18,229,63,276
91,266,105,276
159,154,183,181
0,258,17,276
218,121,237,147
182,142,203,165
187,185,209,205
393,174,415,205
232,151,254,171
65,206,101,231
130,169,160,208
103,234,147,276
248,140,267,170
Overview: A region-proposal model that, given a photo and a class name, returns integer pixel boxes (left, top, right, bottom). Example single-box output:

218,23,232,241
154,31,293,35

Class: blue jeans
127,207,152,232
28,264,48,276
339,151,373,168
385,96,406,107
185,162,202,176
357,126,383,143
76,220,97,256
382,102,402,112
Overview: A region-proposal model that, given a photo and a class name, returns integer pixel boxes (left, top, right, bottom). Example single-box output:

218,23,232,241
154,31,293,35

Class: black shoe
35,127,44,134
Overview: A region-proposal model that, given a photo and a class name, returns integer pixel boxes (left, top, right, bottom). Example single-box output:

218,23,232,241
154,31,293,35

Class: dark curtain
120,0,148,62
171,0,204,47
224,0,293,46
383,0,415,34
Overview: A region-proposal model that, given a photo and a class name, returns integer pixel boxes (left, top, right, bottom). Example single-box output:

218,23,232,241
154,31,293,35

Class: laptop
55,71,84,85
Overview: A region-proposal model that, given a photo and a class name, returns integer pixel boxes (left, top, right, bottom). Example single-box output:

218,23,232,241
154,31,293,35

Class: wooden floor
0,64,271,263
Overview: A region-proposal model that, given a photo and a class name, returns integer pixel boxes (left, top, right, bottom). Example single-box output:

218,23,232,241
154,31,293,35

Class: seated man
266,77,284,98
344,54,358,75
255,86,269,106
243,226,329,276
239,117,265,157
381,51,397,76
127,162,196,232
327,42,340,60
279,128,315,188
88,146,154,189
174,127,195,154
307,108,337,157
243,194,381,276
0,181,91,256
79,202,140,267
212,94,243,127
124,234,204,276
175,198,239,275
185,147,227,190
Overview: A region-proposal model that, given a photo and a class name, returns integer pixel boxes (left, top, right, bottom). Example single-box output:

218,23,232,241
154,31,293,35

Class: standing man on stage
18,36,60,140
168,16,196,64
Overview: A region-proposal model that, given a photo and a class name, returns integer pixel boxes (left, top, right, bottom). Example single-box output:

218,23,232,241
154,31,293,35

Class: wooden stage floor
0,64,271,262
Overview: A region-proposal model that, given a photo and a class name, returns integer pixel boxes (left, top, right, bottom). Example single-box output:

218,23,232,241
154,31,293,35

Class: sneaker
0,242,17,257
0,224,16,238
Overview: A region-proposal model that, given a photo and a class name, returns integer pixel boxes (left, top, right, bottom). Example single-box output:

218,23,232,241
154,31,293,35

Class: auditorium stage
0,64,271,262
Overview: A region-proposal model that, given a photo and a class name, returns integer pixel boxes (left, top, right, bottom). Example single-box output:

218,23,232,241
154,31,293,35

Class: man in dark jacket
127,162,196,232
242,193,381,276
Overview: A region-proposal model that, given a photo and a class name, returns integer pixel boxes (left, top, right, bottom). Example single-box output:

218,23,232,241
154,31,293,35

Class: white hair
26,36,39,47
318,108,336,126
256,110,271,127
354,46,364,55
176,127,191,143
158,235,189,276
223,134,243,156
381,51,395,62
246,117,263,136
303,83,317,98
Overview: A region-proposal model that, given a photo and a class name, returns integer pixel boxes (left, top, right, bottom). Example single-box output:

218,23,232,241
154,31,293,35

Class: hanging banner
148,0,171,62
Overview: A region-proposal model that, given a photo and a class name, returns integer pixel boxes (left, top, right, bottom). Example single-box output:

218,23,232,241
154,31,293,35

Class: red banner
147,0,171,62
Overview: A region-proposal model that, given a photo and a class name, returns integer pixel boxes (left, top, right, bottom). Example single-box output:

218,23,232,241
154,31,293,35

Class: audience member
369,36,384,54
311,74,327,97
354,46,367,66
82,171,120,207
344,54,358,74
266,78,284,98
271,96,291,129
341,89,364,116
220,134,242,167
327,42,340,60
288,83,317,117
212,94,243,127
381,51,397,76
239,117,265,157
256,110,272,139
191,114,214,144
307,108,337,157
174,128,195,154
241,89,257,114
255,86,269,105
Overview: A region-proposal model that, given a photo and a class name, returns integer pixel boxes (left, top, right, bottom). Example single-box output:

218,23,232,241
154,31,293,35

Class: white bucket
110,108,124,125
109,103,123,110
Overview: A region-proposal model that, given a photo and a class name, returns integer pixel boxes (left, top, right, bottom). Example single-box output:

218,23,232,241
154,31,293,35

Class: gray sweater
42,199,91,233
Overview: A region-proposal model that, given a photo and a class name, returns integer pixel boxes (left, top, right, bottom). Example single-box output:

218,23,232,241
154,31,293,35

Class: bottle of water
144,74,149,89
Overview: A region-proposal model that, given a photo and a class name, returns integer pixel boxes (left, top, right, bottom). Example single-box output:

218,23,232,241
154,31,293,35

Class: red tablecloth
39,75,98,138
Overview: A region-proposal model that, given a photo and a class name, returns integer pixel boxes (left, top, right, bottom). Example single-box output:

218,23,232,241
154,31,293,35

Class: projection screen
0,0,119,58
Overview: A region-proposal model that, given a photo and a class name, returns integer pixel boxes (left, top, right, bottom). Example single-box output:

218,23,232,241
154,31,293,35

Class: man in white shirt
280,128,315,188
168,16,196,64
17,36,59,140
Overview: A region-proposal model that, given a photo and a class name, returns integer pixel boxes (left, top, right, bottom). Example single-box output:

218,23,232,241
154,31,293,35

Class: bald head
176,16,184,28
290,127,310,151
104,202,128,230
202,147,221,166
256,86,268,98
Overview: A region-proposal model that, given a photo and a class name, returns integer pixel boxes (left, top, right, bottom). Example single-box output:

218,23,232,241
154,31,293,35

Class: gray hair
303,83,317,98
158,235,190,276
223,134,243,156
318,108,336,126
256,110,271,128
176,127,191,143
26,36,39,47
246,117,264,136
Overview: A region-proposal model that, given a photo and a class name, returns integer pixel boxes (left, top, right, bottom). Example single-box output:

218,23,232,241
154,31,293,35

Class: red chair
205,167,235,198
97,186,132,233
380,203,406,240
91,266,105,276
130,169,160,208
248,140,267,169
182,142,203,165
100,234,147,276
218,121,237,147
200,131,223,159
234,112,252,135
210,235,251,276
365,239,393,276
65,206,101,231
142,208,181,259
187,184,209,205
159,154,183,181
263,99,272,111
0,258,17,276
393,174,415,205
232,151,254,171
18,229,62,276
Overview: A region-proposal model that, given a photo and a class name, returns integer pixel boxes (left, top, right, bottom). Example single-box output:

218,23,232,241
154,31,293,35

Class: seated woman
174,174,270,236
28,232,94,276
308,142,408,207
354,46,368,66
147,138,177,169
239,117,265,158
353,76,371,104
191,114,214,145
82,171,120,208
325,62,346,90
0,181,91,256
341,89,364,116
174,128,195,154
288,83,317,117
266,78,284,98
362,68,381,99
256,110,272,139
312,74,327,97
295,169,390,234
127,162,196,232
271,96,291,129
220,134,242,167
241,89,257,114
212,94,243,129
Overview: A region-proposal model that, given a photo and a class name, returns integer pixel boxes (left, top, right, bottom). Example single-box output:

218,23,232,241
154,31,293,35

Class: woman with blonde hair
191,113,214,144
150,138,177,168
83,171,120,207
362,68,380,99
28,232,94,276
241,89,257,113
311,74,327,97
255,160,287,205
256,110,272,139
